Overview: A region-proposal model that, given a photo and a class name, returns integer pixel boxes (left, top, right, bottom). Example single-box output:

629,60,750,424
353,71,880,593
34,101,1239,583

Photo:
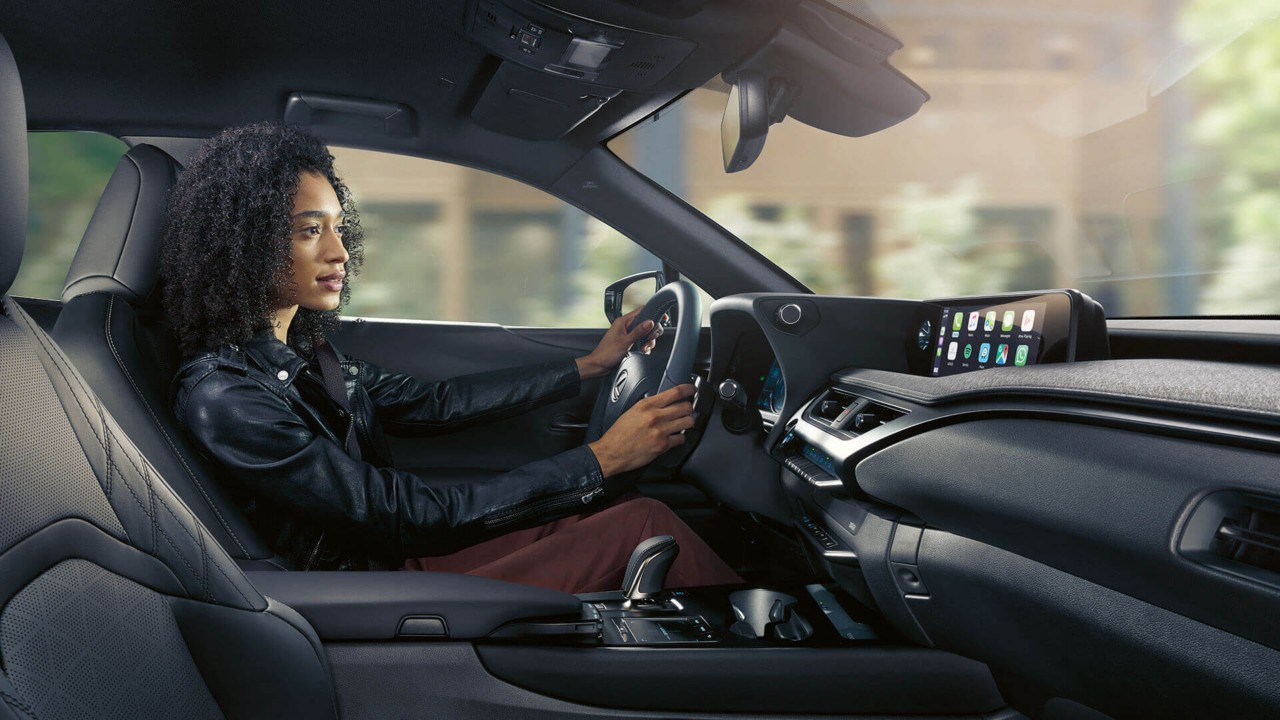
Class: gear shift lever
621,535,679,600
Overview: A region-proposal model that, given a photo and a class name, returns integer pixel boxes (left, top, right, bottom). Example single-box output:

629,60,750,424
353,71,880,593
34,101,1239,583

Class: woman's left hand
576,307,663,380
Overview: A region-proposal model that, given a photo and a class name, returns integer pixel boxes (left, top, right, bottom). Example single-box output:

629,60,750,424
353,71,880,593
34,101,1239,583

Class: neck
271,305,298,344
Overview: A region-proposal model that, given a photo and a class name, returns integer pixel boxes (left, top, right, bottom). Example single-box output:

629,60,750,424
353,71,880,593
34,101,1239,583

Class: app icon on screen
984,311,996,331
963,344,972,359
996,344,1009,365
936,348,942,358
978,343,990,362
947,342,958,360
953,313,964,331
1015,344,1029,366
1002,310,1014,331
967,311,979,331
1021,309,1035,331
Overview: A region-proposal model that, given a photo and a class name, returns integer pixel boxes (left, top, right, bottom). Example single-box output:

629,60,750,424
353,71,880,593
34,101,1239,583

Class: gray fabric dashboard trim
834,359,1280,425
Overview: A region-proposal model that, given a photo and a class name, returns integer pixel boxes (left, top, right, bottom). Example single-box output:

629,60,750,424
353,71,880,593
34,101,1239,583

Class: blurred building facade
25,0,1270,323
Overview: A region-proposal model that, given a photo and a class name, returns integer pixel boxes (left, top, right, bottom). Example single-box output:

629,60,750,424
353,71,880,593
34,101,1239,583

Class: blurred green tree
12,132,124,299
1182,3,1280,312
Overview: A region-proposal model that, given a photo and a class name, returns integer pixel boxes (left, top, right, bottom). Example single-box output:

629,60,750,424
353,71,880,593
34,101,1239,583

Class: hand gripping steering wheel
585,280,702,445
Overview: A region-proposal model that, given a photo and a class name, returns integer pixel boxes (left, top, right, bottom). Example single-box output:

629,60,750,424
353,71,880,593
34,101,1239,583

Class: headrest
62,144,181,304
0,33,28,297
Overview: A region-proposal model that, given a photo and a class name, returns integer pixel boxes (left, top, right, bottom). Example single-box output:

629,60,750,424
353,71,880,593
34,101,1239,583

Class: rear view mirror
721,71,770,173
604,270,666,324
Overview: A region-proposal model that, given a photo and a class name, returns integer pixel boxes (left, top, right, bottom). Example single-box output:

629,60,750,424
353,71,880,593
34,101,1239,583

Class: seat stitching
198,520,210,601
104,295,250,554
0,689,37,719
109,154,143,279
13,304,253,605
9,301,132,547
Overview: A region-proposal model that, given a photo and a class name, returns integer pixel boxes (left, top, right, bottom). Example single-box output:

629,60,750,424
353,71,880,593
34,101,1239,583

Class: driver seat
0,31,334,718
51,144,285,569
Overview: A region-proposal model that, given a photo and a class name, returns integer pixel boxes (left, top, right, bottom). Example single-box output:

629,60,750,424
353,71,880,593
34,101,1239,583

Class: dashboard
680,287,1280,717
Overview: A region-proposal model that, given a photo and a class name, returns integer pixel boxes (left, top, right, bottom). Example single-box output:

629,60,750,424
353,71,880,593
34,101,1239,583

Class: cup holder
728,589,814,642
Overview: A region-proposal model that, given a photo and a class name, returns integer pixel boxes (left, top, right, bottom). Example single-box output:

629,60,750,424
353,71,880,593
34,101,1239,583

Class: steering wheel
585,280,702,445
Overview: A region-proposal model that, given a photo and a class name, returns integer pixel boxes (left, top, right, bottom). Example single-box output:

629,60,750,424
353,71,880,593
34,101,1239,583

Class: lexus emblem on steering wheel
611,369,629,403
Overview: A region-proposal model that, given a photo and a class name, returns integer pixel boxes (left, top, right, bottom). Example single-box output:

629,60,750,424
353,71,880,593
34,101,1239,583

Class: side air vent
1180,490,1280,587
1216,510,1280,574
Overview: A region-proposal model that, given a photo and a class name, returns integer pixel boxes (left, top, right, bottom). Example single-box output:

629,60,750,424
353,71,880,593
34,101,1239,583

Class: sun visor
729,1,928,138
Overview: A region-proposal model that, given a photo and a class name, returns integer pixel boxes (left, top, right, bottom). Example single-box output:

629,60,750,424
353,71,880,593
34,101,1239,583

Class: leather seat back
0,32,332,718
52,145,282,568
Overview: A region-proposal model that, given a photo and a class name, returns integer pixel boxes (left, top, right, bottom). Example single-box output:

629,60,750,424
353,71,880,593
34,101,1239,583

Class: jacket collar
240,331,310,389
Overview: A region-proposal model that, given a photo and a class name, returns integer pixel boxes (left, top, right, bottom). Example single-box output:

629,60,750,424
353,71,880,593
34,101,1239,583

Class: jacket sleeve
179,371,606,557
356,358,583,436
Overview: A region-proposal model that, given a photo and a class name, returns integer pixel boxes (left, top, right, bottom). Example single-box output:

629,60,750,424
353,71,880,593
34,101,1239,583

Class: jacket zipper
482,483,604,530
304,530,326,571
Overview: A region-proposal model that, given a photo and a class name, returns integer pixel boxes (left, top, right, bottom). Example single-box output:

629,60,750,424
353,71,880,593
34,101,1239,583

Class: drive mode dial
777,303,802,325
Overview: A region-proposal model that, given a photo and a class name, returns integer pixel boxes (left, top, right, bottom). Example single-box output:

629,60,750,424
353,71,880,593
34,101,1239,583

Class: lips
317,271,345,293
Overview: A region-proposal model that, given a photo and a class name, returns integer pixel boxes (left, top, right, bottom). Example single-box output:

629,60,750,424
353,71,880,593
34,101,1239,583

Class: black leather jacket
173,332,607,570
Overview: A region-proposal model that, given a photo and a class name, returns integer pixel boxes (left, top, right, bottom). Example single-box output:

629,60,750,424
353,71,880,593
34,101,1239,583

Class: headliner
0,0,792,160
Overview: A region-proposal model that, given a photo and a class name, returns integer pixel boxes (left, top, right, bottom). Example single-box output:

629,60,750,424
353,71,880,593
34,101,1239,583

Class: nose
325,227,350,265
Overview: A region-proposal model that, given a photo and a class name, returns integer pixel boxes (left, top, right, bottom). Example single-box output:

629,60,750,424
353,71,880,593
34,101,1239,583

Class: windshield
612,0,1280,317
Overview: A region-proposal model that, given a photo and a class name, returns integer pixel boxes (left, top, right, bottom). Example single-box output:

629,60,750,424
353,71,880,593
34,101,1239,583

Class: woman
162,123,741,593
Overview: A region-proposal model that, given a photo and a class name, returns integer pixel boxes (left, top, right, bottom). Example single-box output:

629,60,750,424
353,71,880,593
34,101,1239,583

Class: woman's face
283,171,349,312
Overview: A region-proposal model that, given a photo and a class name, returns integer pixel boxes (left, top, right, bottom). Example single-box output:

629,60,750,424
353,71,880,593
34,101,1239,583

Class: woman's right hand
588,384,696,478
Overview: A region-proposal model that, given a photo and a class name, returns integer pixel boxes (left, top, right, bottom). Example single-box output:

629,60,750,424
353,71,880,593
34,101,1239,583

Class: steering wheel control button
777,303,803,325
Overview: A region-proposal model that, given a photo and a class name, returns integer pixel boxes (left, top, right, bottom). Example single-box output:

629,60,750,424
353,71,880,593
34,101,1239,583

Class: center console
476,581,1004,715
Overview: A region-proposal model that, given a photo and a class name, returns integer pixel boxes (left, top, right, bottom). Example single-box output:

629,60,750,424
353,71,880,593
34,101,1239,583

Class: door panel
332,318,714,513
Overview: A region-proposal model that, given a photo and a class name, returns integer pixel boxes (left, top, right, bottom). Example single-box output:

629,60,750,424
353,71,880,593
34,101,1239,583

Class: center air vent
811,389,858,424
807,389,906,434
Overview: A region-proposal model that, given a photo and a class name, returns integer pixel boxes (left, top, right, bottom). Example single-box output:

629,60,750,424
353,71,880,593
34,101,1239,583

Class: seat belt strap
315,341,362,461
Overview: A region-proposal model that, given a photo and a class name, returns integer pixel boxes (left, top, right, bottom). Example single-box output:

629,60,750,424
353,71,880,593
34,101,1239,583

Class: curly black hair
160,123,364,357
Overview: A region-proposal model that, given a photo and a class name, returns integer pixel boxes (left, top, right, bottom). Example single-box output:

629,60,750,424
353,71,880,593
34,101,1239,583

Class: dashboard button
776,303,803,325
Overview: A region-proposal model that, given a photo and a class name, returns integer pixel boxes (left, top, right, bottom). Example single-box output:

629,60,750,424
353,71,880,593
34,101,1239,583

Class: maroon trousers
404,496,742,594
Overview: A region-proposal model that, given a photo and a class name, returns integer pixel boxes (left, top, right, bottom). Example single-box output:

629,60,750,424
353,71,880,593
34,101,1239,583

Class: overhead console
465,0,696,139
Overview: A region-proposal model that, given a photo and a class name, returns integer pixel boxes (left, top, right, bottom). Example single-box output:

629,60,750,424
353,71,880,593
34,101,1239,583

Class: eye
300,226,321,237
335,225,347,236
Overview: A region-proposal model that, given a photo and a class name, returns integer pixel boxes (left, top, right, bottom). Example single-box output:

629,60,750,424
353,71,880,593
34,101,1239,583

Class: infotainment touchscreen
931,301,1048,376
906,289,1107,378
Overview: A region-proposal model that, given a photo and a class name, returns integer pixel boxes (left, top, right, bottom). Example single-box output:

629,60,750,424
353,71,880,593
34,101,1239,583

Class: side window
12,132,127,299
331,147,669,328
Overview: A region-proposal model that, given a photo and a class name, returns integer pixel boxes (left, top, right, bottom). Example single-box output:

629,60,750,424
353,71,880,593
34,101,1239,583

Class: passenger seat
0,30,335,718
52,144,284,569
